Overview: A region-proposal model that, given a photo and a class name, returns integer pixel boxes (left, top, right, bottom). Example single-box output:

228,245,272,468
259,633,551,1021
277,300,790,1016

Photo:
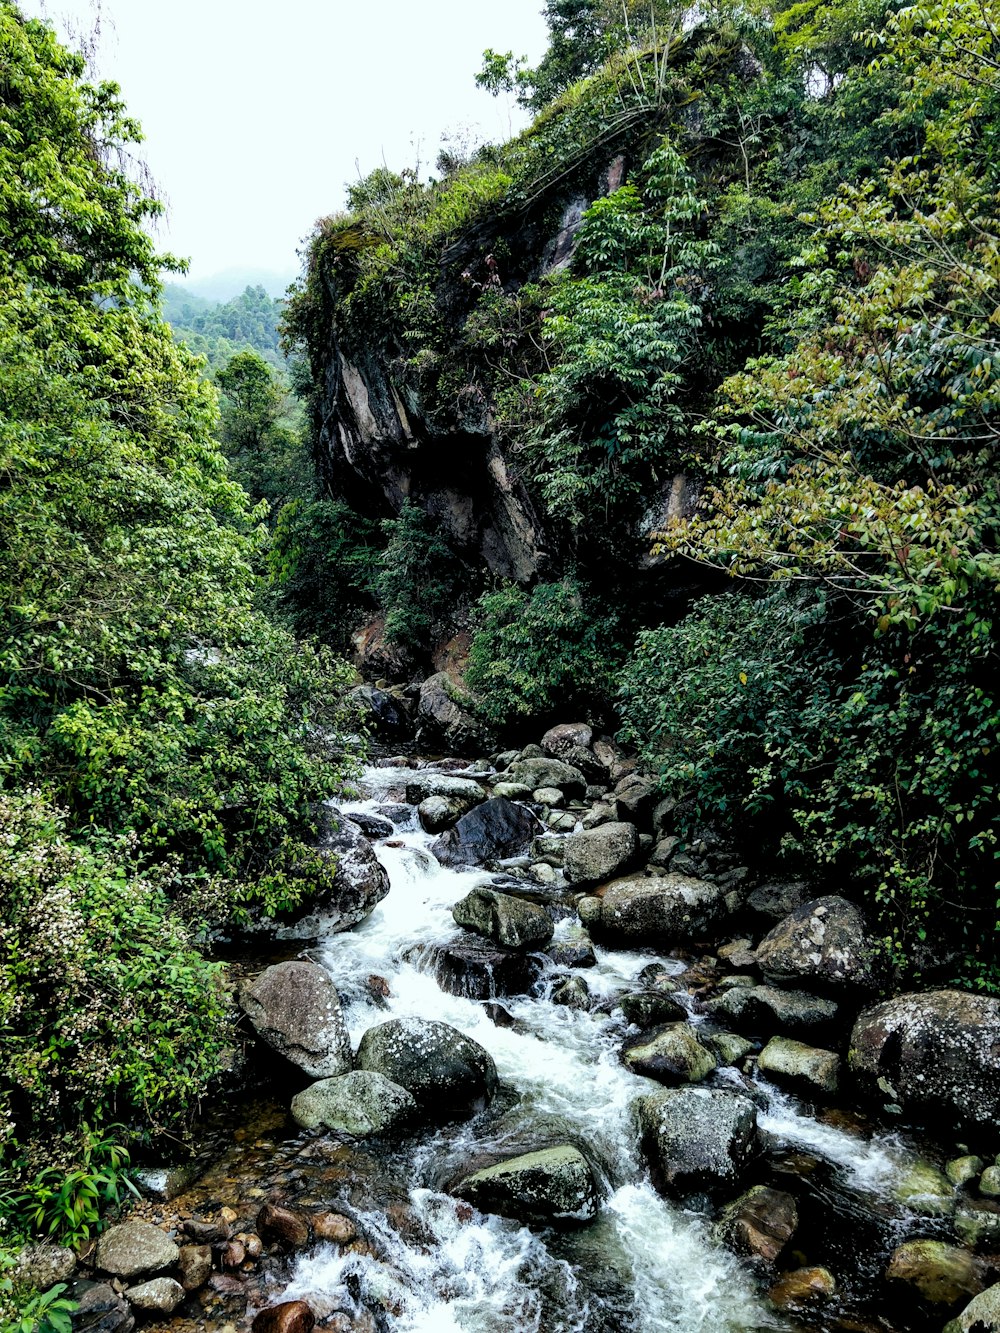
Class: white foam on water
754,1078,905,1194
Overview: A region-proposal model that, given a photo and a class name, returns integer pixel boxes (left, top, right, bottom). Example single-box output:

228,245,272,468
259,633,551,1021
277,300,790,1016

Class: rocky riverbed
54,726,1000,1333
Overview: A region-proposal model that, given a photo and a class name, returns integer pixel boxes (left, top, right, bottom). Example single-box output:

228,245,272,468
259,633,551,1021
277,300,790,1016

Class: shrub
0,789,230,1197
465,579,619,729
268,498,381,650
375,502,466,656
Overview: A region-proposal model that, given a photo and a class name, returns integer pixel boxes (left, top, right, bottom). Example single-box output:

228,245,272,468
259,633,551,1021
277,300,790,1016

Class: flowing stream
275,767,925,1332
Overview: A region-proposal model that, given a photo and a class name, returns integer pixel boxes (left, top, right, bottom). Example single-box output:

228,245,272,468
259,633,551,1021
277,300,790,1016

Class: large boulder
454,1144,599,1226
946,1283,1000,1331
715,1186,798,1267
757,1037,840,1098
562,822,639,886
241,961,353,1079
432,799,541,868
298,811,389,936
886,1240,985,1306
405,773,486,808
849,990,1000,1129
755,895,883,991
357,1018,498,1116
622,1024,717,1085
706,984,839,1038
579,873,727,944
417,673,485,753
502,757,588,798
541,723,593,758
94,1222,179,1280
290,1070,417,1135
452,887,553,950
411,936,543,999
636,1086,760,1196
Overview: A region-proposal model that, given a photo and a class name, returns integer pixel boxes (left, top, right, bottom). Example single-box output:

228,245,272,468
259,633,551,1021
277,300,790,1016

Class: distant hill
163,283,287,373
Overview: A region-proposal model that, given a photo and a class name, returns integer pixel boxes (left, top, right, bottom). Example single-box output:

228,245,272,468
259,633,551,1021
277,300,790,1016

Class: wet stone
252,1299,316,1333
177,1244,213,1291
413,936,542,1000
454,1144,599,1227
256,1204,310,1249
94,1221,179,1280
886,1240,986,1306
716,1185,798,1266
125,1277,184,1313
72,1281,135,1333
947,1154,984,1188
768,1267,837,1310
618,991,687,1028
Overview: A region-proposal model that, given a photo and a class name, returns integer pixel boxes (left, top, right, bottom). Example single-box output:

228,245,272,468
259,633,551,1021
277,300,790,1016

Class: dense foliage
0,0,358,1261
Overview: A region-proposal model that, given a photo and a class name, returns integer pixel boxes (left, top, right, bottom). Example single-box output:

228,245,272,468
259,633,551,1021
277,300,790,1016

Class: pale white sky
21,0,548,290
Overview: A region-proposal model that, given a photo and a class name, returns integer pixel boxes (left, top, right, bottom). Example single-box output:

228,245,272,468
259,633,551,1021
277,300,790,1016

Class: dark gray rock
636,1086,760,1196
745,880,809,923
618,991,688,1028
452,886,553,949
433,799,541,868
357,1018,498,1116
562,822,639,886
345,811,395,840
706,984,839,1037
241,961,353,1079
72,1282,135,1333
347,684,410,738
454,1145,599,1226
579,873,727,944
622,1023,717,1084
756,895,883,991
415,936,543,999
850,990,1000,1130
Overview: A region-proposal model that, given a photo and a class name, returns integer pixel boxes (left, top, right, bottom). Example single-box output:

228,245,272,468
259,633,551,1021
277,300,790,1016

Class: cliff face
315,335,548,583
304,150,668,584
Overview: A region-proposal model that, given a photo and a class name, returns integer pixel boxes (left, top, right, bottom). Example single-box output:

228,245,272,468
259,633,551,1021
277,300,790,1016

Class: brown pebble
256,1204,310,1250
185,1217,230,1243
454,1202,474,1224
769,1267,837,1308
222,1240,246,1269
219,1206,239,1225
236,1232,264,1261
367,974,391,998
178,1244,213,1291
252,1300,316,1333
311,1213,357,1245
208,1273,245,1295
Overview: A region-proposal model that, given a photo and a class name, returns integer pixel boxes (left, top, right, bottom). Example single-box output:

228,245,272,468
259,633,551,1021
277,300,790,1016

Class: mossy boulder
622,1023,716,1085
290,1070,417,1136
454,1144,599,1226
